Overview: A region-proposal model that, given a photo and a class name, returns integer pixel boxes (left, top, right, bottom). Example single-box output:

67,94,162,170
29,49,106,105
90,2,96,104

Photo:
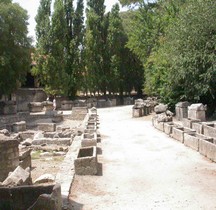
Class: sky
13,0,124,44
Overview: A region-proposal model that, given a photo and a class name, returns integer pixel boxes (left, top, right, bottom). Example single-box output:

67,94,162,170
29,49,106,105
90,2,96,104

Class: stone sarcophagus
74,146,97,175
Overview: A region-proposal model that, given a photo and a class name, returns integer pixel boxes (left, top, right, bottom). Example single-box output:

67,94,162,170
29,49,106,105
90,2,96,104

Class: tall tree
0,0,31,97
85,0,108,95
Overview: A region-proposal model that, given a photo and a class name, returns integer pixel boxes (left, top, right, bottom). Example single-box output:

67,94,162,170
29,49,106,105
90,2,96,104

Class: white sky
13,0,124,44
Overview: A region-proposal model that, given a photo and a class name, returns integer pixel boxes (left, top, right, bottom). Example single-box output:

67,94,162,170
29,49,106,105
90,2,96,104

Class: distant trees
0,0,31,97
84,1,143,96
119,0,216,114
35,0,84,97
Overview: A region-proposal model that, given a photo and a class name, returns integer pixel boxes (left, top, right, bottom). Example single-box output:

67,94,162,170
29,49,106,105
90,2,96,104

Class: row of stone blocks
152,118,216,163
74,108,99,175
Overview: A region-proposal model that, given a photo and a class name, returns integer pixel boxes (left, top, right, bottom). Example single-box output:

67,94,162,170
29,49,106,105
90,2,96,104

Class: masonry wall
0,140,19,182
0,185,54,210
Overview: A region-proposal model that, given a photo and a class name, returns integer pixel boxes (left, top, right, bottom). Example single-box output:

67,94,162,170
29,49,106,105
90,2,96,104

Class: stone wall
0,140,19,182
0,184,54,210
15,88,47,112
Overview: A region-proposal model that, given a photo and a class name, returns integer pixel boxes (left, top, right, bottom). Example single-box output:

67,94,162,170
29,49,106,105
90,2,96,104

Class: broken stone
53,151,66,156
154,103,168,114
40,152,52,157
22,138,33,146
2,166,31,186
34,131,44,140
0,129,10,136
33,173,55,184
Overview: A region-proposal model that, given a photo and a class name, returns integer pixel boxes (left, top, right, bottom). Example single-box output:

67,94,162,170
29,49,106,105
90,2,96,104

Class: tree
65,0,85,97
0,0,31,97
85,0,108,95
161,0,216,114
35,0,85,96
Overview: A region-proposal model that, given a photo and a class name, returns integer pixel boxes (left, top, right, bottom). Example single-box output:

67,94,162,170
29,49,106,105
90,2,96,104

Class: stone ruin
152,101,216,163
132,97,158,118
0,102,97,209
74,107,100,175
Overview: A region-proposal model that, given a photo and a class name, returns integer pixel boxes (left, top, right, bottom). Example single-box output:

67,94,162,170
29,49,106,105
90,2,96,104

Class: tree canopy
0,0,31,97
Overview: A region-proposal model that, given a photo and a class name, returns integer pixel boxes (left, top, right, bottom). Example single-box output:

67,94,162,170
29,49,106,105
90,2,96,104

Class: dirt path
69,106,216,210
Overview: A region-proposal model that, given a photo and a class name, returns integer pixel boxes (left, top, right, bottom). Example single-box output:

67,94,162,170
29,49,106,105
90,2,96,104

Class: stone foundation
12,121,26,133
0,140,19,182
38,123,56,132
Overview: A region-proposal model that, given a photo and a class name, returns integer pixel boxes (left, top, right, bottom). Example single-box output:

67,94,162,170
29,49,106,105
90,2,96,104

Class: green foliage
0,1,31,97
162,0,216,112
35,0,84,96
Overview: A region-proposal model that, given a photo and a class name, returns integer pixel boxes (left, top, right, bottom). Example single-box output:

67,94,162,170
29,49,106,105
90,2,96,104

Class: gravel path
69,105,216,210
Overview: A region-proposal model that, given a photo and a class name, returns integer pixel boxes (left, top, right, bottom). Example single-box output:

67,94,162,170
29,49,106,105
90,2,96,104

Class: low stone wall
0,140,19,182
0,184,55,210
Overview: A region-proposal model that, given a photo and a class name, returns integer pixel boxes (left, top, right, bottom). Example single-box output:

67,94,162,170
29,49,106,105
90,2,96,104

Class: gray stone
203,123,216,139
13,121,26,133
28,102,43,112
34,131,44,140
22,138,32,146
171,127,196,143
2,166,31,186
175,101,190,121
192,122,204,134
154,103,168,114
182,118,201,129
38,123,56,132
28,184,62,210
74,146,97,175
0,129,10,136
188,103,207,121
199,139,216,162
34,174,55,184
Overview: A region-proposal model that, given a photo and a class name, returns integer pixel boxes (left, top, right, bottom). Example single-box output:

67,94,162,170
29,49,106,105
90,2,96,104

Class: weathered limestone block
132,107,143,118
28,102,43,112
192,122,204,134
19,131,35,140
38,123,56,132
89,107,97,115
81,133,97,147
32,138,71,146
71,107,88,120
175,101,190,121
52,114,63,123
154,103,168,114
74,146,97,175
184,133,212,151
199,139,216,162
164,122,175,135
2,166,32,186
203,123,216,139
61,100,73,110
0,140,19,182
19,149,32,169
84,128,97,134
182,118,201,129
13,121,26,133
188,103,207,121
42,101,53,111
152,117,164,131
34,174,55,184
28,184,62,210
171,127,195,143
0,101,17,115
